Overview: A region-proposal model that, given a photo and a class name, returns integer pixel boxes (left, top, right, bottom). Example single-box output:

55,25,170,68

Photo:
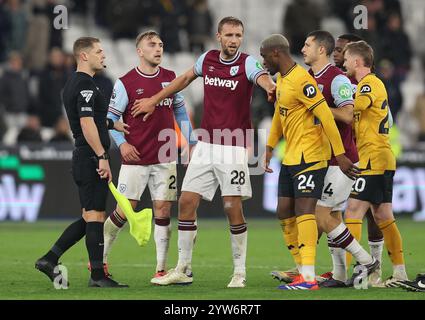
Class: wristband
107,118,114,129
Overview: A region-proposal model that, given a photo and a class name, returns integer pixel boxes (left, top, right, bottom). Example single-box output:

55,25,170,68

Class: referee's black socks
85,222,105,280
44,218,87,264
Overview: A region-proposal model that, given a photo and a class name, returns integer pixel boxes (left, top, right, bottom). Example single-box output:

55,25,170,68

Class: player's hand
335,154,361,180
263,146,274,173
97,159,112,182
113,121,130,135
266,84,276,103
131,97,156,121
120,142,141,163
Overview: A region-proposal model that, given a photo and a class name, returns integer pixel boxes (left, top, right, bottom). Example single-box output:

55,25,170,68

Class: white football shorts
117,161,177,201
317,164,356,211
181,141,252,201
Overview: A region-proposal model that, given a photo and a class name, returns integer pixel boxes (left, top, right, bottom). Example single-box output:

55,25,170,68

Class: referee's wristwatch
97,152,110,160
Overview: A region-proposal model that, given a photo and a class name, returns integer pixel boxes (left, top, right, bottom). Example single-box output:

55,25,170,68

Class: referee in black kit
35,37,128,288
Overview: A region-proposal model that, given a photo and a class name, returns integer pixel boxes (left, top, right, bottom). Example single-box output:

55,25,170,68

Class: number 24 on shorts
298,174,315,190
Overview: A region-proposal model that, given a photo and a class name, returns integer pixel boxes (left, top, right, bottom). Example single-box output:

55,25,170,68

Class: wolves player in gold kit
343,41,408,287
261,34,361,290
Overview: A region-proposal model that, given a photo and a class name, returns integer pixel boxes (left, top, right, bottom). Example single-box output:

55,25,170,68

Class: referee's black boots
88,276,129,288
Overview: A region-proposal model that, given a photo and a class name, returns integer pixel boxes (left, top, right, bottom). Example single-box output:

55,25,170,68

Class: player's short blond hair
343,40,374,68
261,34,290,54
136,31,161,48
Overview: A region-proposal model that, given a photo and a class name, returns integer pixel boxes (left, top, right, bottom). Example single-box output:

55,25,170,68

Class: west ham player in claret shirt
132,16,276,288
100,31,195,283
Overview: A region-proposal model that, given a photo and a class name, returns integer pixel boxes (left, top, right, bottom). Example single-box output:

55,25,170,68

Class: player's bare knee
178,197,197,220
345,199,368,219
153,201,172,219
330,210,343,223
276,198,294,220
315,212,328,233
223,198,242,214
294,198,317,216
372,203,394,223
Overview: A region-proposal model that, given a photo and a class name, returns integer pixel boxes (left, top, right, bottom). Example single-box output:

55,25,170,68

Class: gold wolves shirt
267,64,345,165
354,73,395,174
194,50,267,146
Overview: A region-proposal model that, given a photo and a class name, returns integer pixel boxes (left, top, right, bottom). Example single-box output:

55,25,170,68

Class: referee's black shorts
71,146,108,211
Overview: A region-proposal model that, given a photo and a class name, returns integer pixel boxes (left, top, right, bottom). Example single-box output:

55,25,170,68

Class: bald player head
260,34,290,75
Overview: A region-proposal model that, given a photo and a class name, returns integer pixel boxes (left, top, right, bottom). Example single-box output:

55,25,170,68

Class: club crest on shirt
136,88,144,95
318,84,324,93
208,66,214,72
119,184,127,193
230,66,239,76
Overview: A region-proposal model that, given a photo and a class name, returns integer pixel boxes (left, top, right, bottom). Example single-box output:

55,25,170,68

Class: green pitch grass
0,218,424,300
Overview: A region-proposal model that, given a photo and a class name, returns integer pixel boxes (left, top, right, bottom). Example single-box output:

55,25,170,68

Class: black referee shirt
63,71,110,150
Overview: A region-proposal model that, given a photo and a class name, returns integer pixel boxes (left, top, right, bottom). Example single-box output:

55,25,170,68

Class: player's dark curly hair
337,34,363,43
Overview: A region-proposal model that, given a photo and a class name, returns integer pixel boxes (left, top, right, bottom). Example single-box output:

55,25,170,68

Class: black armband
107,118,114,129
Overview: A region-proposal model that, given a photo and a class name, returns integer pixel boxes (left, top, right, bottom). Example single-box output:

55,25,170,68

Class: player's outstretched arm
257,74,276,102
131,67,198,120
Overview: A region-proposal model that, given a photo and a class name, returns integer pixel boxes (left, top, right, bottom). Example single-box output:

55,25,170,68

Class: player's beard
147,59,161,68
223,46,238,58
266,64,277,76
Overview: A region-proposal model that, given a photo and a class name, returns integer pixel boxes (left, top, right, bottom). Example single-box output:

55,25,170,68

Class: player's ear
80,51,89,62
216,32,221,42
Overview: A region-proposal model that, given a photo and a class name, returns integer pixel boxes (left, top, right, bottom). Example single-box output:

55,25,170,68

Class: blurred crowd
283,0,411,123
0,0,424,149
0,0,214,146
